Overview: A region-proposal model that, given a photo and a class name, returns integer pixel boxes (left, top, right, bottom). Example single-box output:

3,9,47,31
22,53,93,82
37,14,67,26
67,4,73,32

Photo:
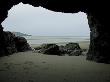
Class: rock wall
87,10,110,63
0,31,32,56
0,0,110,63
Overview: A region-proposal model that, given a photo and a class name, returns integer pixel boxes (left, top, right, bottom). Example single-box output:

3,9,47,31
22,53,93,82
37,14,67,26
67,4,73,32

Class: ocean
24,36,90,46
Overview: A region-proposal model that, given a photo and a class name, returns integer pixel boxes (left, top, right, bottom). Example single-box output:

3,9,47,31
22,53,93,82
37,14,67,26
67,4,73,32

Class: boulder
34,43,83,56
14,36,32,52
0,30,32,56
62,42,82,56
39,44,61,55
65,43,81,50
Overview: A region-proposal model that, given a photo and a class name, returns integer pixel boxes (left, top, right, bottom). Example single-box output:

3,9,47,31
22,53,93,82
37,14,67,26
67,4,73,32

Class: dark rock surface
0,31,17,56
59,43,82,56
86,13,110,63
0,31,32,56
59,45,66,54
35,44,61,55
14,36,32,52
0,0,110,63
35,43,82,56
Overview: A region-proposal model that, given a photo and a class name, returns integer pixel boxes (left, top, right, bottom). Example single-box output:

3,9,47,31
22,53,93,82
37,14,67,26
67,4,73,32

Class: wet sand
0,41,110,82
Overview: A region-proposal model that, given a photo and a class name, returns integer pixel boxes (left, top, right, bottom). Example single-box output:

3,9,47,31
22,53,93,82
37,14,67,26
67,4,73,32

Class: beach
0,40,110,82
26,36,90,49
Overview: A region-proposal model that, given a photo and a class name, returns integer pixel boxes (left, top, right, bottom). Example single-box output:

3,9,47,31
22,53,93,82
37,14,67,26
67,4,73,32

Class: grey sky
2,3,90,36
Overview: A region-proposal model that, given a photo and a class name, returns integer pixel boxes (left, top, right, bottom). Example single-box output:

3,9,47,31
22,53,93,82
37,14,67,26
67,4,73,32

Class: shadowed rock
2,31,17,55
14,36,32,52
59,45,66,54
59,43,82,56
35,43,82,56
0,30,32,56
40,44,61,55
35,44,61,55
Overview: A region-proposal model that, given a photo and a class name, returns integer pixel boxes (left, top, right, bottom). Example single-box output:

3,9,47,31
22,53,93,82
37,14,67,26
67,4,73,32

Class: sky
2,3,90,36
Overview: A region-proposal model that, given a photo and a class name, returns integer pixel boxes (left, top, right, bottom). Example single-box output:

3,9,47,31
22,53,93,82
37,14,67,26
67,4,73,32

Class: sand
0,41,110,82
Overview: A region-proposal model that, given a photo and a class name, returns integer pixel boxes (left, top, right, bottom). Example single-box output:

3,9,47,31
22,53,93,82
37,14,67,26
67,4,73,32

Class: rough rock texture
14,36,32,52
87,12,110,63
0,31,31,56
38,44,61,55
0,31,17,56
0,0,109,63
59,45,66,54
34,43,82,56
59,43,82,56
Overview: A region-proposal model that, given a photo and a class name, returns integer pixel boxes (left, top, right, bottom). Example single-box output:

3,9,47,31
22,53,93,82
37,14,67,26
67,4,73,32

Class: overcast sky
2,3,90,36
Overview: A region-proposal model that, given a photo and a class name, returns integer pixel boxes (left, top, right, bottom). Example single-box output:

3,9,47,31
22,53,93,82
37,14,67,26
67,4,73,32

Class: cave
0,0,110,63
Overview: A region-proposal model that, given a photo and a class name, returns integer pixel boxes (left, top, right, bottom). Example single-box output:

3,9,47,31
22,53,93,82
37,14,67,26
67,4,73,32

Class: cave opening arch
0,0,109,63
2,3,90,57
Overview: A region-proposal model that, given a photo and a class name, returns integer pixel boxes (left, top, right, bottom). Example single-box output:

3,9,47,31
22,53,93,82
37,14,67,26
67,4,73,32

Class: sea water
24,36,90,45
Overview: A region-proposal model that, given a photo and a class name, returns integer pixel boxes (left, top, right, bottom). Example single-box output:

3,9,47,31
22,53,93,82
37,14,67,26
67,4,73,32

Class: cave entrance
2,2,90,56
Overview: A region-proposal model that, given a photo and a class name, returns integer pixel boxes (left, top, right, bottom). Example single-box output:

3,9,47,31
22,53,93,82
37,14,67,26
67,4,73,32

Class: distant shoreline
24,35,90,37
